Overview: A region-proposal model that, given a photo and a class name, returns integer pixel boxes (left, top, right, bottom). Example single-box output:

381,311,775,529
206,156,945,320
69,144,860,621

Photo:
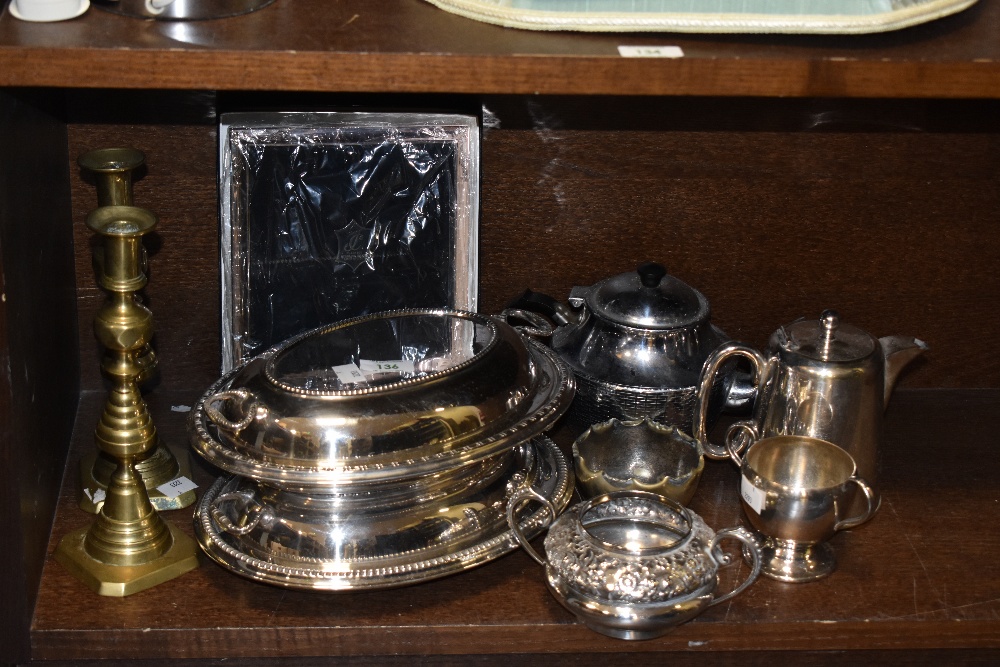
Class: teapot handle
505,486,556,567
707,526,763,607
695,343,768,460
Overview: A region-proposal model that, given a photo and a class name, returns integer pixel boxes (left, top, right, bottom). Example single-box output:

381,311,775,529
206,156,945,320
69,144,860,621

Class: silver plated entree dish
194,436,573,590
190,309,574,488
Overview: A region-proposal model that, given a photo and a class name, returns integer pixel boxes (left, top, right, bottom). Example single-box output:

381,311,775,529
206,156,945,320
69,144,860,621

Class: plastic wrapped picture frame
219,111,480,372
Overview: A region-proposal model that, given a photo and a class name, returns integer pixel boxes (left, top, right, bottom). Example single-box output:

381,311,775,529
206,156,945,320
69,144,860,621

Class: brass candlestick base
77,147,193,514
56,204,198,596
79,443,196,514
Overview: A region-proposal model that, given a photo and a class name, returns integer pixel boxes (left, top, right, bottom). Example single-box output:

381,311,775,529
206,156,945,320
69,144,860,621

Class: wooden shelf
0,0,998,97
3,1,1000,665
30,389,1000,663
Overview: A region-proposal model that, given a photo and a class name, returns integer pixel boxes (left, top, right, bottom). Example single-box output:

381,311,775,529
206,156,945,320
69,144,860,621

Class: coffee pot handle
695,343,768,460
505,487,557,566
835,477,877,531
708,526,763,607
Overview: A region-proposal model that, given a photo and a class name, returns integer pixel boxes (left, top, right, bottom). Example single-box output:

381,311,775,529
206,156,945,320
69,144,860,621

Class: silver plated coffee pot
694,310,926,508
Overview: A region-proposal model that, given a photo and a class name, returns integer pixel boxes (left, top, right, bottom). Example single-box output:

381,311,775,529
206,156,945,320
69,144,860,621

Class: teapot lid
584,262,710,330
777,310,875,362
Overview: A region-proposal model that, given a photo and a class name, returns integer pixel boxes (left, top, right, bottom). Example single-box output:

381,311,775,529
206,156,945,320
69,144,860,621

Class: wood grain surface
65,94,1000,391
29,389,1000,662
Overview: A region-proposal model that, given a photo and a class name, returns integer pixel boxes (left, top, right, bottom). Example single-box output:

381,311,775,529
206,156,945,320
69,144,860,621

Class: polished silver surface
189,309,574,487
507,490,761,640
194,436,572,590
94,0,274,20
513,263,746,433
729,435,875,582
694,310,926,508
572,418,704,504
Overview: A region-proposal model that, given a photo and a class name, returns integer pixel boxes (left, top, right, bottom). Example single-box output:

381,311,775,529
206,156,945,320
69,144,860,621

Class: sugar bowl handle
708,526,763,607
506,487,557,566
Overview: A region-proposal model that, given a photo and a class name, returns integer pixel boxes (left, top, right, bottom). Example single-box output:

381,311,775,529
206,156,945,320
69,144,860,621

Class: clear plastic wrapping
219,112,480,371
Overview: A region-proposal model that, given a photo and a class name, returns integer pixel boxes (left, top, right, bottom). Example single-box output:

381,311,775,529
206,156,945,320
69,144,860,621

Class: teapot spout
880,336,929,409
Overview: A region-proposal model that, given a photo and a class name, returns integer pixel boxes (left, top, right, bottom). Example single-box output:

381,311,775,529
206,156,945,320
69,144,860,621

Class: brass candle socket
55,205,198,596
77,147,194,514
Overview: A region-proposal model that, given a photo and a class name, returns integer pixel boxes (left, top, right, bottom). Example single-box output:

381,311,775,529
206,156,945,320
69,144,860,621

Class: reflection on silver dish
194,436,572,590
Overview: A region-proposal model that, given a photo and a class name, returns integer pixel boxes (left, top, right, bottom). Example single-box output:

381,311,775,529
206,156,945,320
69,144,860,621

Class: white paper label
618,45,684,58
358,359,415,374
83,487,106,505
156,476,198,498
740,475,767,515
332,363,366,384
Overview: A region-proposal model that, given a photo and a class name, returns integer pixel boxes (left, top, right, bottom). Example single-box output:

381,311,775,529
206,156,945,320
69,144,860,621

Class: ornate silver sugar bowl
507,490,761,640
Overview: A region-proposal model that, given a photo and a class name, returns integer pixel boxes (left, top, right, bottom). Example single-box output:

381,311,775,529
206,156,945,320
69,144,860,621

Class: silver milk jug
693,310,926,508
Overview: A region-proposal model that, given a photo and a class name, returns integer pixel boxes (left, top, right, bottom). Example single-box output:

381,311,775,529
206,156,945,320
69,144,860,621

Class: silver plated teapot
694,310,926,509
511,262,751,433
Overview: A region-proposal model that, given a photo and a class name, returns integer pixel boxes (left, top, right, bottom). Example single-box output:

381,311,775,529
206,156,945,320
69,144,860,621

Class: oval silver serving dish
189,309,574,487
194,436,572,590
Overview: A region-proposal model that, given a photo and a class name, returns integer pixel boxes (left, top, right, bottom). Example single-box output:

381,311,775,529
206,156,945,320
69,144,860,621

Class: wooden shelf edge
1,48,998,98
29,618,1000,661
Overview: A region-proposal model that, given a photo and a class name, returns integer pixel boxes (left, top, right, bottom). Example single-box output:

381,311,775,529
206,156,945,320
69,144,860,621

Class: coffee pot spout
880,336,929,409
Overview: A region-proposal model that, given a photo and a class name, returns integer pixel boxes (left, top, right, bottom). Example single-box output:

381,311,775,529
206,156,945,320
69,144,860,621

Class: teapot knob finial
819,310,840,357
637,262,667,288
820,309,840,334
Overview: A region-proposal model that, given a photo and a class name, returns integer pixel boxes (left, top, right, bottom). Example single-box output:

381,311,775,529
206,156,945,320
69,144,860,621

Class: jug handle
724,420,761,468
708,526,763,607
505,486,556,567
695,343,767,460
835,477,877,531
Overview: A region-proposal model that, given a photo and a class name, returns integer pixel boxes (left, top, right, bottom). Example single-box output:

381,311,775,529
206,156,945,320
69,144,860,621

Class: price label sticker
740,475,767,515
332,363,366,384
83,487,106,505
618,45,684,58
358,359,415,374
156,476,198,499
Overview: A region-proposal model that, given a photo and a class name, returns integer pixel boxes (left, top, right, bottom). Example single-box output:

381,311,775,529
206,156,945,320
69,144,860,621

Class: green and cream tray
423,0,978,33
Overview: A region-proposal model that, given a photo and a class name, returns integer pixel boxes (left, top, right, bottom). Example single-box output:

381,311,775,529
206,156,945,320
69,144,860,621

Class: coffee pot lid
778,310,875,362
583,262,710,330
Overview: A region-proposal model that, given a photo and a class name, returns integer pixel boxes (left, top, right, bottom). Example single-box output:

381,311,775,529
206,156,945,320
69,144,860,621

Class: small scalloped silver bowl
572,418,704,504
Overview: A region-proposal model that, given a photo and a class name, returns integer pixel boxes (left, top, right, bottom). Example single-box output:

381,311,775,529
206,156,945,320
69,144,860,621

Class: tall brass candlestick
77,147,195,514
55,205,198,596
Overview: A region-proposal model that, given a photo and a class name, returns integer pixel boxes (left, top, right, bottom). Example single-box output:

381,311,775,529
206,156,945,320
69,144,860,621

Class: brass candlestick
77,147,195,514
55,205,199,596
